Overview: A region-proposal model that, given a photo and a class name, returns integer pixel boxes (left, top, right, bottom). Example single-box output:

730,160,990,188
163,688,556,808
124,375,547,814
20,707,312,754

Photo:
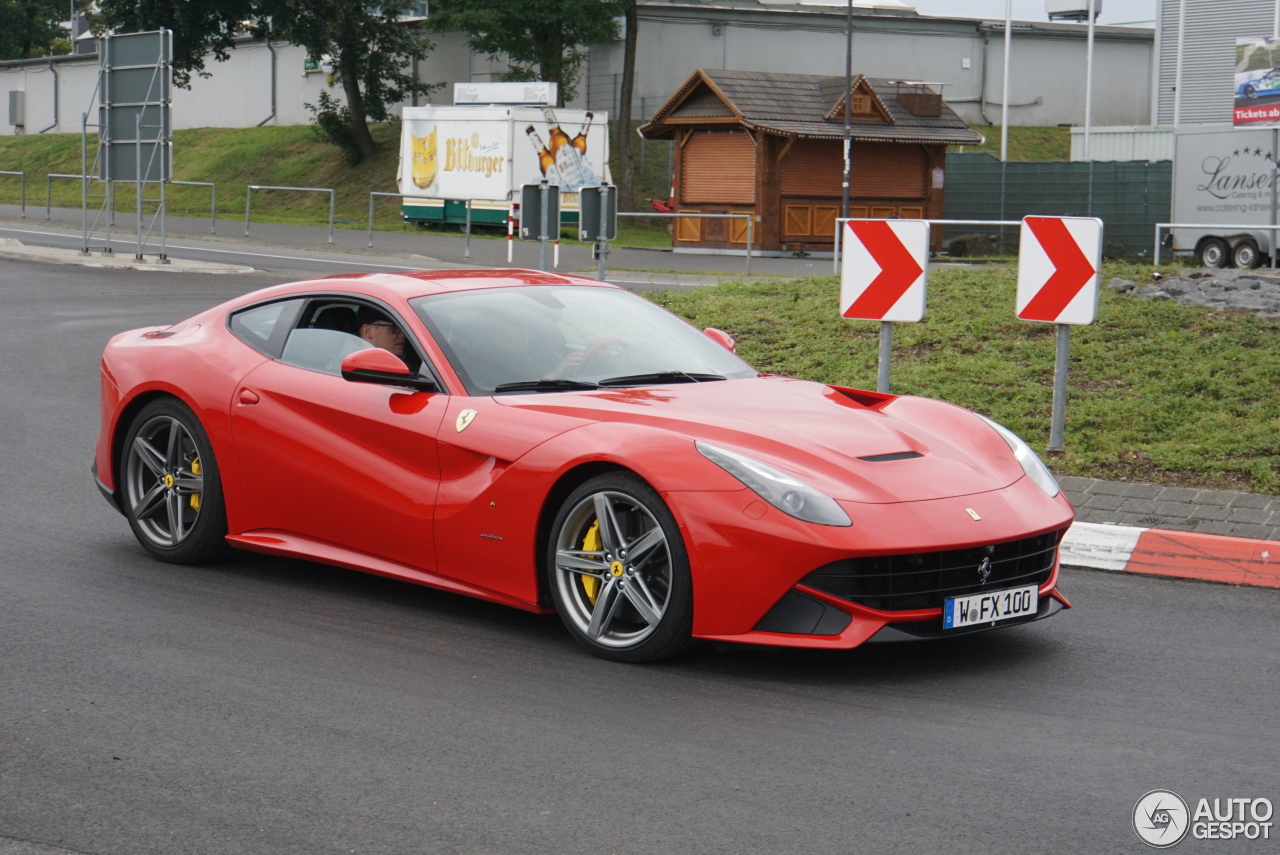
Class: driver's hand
545,350,585,378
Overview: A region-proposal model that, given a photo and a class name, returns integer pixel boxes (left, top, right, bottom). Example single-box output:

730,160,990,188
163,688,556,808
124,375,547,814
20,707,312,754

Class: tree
96,0,436,160
614,0,636,210
0,0,72,60
427,0,625,107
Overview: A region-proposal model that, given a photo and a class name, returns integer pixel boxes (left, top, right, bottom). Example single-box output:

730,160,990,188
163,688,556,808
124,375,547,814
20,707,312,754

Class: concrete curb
1062,521,1280,589
0,240,255,274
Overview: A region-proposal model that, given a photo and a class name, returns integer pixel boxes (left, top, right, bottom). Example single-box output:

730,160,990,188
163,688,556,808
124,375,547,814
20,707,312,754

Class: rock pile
1108,268,1280,318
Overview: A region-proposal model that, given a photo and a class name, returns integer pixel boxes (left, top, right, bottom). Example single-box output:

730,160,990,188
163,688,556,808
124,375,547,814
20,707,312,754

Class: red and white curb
1060,522,1280,589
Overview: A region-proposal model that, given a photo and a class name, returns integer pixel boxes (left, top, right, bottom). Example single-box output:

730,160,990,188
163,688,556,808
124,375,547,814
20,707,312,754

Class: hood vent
857,451,923,462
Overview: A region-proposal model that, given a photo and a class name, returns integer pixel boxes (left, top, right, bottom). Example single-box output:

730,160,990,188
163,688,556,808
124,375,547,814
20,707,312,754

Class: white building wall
1,10,1152,137
590,9,1152,128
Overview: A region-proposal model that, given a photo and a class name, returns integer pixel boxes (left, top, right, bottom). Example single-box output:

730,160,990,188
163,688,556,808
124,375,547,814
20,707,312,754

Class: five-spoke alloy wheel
121,398,227,563
548,473,693,661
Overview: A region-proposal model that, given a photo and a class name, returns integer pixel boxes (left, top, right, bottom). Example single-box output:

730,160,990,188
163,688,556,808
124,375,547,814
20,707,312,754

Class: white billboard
398,105,609,205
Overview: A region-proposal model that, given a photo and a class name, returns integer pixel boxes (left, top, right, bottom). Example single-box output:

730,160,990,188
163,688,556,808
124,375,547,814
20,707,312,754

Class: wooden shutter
681,131,756,204
781,139,843,198
850,143,926,198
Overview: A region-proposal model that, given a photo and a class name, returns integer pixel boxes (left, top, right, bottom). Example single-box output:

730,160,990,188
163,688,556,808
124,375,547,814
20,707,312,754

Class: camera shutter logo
1134,790,1190,848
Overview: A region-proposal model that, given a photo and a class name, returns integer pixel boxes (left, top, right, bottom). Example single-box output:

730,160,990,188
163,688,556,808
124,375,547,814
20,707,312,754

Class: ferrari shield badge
455,409,478,432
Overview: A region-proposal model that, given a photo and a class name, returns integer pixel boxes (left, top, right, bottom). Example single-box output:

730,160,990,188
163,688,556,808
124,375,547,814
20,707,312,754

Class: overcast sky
907,0,1156,26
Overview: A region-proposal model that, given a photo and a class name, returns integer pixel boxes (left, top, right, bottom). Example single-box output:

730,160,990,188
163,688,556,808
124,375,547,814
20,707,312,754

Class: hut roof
640,69,983,145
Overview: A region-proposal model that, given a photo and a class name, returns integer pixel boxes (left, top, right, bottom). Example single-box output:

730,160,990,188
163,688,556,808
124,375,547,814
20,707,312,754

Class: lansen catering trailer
397,105,610,227
1171,124,1279,268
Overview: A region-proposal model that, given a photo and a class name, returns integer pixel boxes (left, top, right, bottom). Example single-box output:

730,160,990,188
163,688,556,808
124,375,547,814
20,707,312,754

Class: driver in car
356,306,407,359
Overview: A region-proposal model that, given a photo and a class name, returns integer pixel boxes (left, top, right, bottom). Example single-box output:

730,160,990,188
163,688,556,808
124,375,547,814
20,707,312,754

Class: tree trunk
339,52,377,158
541,25,566,107
615,0,638,209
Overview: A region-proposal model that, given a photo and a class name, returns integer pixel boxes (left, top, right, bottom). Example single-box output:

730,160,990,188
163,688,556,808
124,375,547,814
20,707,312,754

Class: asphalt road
2,258,1278,855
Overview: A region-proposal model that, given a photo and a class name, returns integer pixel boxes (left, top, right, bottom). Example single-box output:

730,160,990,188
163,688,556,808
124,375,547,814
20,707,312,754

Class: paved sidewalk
1059,475,1280,542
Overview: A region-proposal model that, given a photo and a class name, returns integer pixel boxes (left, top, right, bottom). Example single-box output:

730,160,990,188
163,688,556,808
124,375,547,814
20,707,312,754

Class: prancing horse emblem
455,409,477,432
977,557,992,584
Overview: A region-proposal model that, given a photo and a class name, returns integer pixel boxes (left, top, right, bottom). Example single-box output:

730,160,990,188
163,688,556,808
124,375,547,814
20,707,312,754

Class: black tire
1198,237,1230,269
546,472,694,662
1245,84,1258,99
1233,239,1262,270
119,397,228,564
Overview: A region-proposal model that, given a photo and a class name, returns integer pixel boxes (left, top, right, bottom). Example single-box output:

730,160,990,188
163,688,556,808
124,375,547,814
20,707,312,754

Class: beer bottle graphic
525,126,560,183
541,107,586,189
571,112,593,155
411,126,437,191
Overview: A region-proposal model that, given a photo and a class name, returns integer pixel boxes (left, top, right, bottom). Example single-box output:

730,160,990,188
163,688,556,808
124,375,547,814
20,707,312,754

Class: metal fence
942,154,1171,257
0,171,25,217
245,184,335,243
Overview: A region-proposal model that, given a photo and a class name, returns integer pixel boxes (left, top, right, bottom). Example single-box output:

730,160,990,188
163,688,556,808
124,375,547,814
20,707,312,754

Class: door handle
238,388,260,405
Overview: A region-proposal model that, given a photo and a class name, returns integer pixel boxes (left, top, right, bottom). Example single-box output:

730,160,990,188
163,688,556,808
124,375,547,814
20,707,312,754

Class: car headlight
975,414,1060,498
695,442,852,527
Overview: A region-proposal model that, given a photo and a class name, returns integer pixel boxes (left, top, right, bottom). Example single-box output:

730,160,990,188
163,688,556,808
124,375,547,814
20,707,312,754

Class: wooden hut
639,69,983,253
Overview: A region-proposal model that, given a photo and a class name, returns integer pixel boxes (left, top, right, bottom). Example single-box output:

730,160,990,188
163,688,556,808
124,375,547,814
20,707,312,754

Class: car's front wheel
120,398,228,563
547,472,693,661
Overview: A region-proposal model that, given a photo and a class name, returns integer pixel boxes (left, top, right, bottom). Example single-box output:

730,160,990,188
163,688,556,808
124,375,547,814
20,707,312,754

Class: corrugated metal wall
1069,126,1174,161
1157,0,1275,125
942,154,1172,256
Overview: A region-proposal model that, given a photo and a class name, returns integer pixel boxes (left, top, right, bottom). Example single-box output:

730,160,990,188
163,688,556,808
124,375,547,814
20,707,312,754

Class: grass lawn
951,125,1072,161
647,261,1280,494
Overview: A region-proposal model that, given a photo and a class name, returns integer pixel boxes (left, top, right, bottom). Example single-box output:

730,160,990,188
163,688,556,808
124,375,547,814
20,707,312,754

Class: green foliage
308,90,364,166
648,262,1280,493
428,0,626,104
94,0,437,155
0,0,70,59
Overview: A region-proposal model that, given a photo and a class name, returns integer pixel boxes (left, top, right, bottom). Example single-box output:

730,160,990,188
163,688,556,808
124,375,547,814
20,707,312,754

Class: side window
281,299,374,376
279,297,439,385
229,298,304,358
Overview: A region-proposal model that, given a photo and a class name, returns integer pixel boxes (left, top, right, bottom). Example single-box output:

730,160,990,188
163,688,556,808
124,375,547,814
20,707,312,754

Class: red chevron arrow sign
840,219,930,322
1016,216,1103,325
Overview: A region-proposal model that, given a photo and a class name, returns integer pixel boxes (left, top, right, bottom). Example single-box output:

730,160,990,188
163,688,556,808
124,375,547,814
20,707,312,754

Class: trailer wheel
1197,238,1230,269
1233,239,1262,270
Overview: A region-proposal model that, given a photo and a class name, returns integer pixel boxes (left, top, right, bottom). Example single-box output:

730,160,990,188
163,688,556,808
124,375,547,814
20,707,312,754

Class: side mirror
702,327,736,352
340,348,438,392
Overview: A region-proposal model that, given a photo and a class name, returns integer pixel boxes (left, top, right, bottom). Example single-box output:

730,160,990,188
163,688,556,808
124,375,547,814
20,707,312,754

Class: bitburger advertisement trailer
397,105,610,226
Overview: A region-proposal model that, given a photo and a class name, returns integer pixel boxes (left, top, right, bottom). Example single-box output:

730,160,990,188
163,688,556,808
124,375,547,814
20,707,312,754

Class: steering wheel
577,337,630,375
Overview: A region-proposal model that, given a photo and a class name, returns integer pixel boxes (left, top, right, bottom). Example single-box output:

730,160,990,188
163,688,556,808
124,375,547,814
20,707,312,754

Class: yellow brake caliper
189,457,202,511
581,520,601,604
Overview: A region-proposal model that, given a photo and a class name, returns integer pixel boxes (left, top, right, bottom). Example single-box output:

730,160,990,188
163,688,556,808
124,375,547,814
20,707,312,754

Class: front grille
801,530,1064,612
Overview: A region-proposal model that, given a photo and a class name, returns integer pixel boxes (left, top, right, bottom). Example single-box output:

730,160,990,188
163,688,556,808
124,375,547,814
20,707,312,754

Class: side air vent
857,451,923,462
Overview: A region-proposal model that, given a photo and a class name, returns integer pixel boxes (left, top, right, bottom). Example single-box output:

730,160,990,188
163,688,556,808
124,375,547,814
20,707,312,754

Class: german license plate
943,584,1038,629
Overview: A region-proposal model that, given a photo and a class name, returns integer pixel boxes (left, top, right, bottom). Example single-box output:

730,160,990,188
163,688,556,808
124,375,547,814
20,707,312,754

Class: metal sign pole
135,113,143,261
597,185,609,281
877,321,893,393
1048,323,1070,451
538,181,549,271
80,112,88,254
464,199,472,259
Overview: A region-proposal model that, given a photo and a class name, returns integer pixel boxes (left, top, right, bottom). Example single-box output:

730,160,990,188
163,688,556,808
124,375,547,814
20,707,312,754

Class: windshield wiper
493,378,601,394
597,371,727,387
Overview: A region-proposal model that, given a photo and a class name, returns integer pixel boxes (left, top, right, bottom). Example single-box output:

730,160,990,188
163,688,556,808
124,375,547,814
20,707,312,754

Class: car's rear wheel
120,398,228,564
547,472,693,662
1246,84,1258,99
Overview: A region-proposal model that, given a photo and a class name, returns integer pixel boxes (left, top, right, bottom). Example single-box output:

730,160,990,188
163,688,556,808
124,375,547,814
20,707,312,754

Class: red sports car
94,269,1073,661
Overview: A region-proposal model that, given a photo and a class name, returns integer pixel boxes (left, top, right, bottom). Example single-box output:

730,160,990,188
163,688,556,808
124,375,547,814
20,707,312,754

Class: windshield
410,285,757,395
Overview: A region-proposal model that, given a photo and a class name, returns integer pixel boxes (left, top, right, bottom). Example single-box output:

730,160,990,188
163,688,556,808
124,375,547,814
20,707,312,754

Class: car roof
243,269,618,308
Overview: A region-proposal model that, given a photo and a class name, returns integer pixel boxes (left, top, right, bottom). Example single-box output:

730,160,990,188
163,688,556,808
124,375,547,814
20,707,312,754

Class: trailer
1171,124,1280,268
397,105,610,227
